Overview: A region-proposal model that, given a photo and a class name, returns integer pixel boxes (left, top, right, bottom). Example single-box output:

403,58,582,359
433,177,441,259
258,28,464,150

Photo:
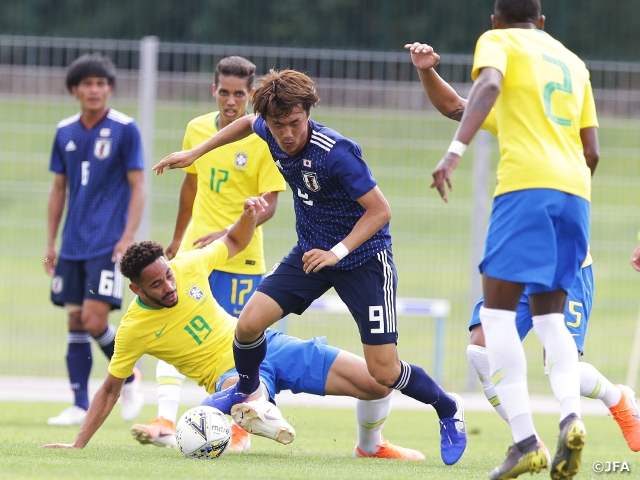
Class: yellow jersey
109,241,237,393
180,112,286,275
472,28,598,200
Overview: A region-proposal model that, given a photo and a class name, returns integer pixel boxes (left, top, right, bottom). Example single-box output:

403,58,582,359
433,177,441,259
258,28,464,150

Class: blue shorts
469,265,594,354
208,271,263,318
257,245,399,345
215,329,340,400
480,189,590,294
50,252,123,309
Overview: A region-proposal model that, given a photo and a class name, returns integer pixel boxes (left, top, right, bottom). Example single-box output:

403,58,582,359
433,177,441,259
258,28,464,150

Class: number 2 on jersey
542,55,573,127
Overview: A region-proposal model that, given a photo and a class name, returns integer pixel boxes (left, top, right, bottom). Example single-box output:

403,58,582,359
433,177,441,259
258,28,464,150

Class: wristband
330,242,349,261
447,140,467,157
226,224,234,231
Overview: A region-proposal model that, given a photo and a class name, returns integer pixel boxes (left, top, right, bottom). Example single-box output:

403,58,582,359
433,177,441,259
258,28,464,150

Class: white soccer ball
175,406,231,459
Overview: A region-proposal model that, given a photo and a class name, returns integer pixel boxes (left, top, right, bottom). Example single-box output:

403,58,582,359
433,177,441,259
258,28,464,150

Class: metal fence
1,35,639,396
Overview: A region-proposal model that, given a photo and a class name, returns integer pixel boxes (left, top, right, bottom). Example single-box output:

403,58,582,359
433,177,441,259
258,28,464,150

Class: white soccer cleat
47,405,87,426
120,367,144,422
230,399,295,445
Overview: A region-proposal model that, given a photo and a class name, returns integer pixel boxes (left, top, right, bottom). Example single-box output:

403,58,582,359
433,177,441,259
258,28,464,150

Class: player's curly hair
252,69,320,120
119,241,165,282
65,53,117,93
495,0,541,24
215,56,256,90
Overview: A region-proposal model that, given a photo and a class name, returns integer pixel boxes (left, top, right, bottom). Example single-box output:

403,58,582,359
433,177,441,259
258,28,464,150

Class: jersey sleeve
327,140,377,200
472,31,508,81
181,120,199,174
481,108,499,136
256,145,286,194
121,122,145,171
177,239,229,274
49,130,65,174
253,116,268,141
580,77,599,129
108,321,145,379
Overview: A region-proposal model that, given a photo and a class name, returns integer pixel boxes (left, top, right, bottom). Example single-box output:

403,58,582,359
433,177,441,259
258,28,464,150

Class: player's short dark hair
215,56,256,90
494,0,541,24
65,53,117,93
120,241,165,283
252,69,320,120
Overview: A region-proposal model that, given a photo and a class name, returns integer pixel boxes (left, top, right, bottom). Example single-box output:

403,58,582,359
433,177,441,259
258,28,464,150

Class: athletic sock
578,361,622,408
480,307,535,443
356,392,393,454
66,331,93,411
466,344,509,422
156,360,186,423
533,313,581,421
233,333,267,395
392,361,456,419
94,324,116,358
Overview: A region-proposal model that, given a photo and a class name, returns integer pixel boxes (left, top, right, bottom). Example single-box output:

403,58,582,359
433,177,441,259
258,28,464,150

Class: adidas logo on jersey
65,140,77,152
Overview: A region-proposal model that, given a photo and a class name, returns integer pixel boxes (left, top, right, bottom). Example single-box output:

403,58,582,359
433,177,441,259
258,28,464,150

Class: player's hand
192,230,227,249
41,443,79,449
302,249,340,274
430,152,461,203
153,149,199,175
165,238,182,260
404,42,440,70
112,237,133,263
242,194,269,218
43,247,57,276
631,245,640,272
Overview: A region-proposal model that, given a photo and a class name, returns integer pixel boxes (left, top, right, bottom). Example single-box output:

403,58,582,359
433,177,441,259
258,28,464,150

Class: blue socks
233,333,267,395
66,332,92,411
392,361,457,419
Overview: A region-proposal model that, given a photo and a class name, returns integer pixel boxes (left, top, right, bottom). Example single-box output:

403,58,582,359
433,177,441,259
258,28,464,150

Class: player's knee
367,365,400,388
234,319,264,343
80,312,108,337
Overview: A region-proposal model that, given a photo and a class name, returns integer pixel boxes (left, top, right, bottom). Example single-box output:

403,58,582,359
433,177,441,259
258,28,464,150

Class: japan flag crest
302,171,321,192
94,138,112,160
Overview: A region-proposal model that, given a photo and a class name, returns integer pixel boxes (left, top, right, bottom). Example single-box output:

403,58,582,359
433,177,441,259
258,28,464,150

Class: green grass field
0,402,636,479
1,95,640,394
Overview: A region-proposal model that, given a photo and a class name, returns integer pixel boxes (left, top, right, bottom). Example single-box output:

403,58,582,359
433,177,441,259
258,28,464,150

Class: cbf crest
188,285,204,301
235,151,248,168
302,171,321,192
94,138,112,160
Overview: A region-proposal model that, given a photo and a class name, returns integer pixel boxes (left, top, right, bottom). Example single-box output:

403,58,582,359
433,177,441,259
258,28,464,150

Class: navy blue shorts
480,189,590,294
257,245,399,345
469,265,594,354
50,252,123,309
208,271,263,317
215,329,340,400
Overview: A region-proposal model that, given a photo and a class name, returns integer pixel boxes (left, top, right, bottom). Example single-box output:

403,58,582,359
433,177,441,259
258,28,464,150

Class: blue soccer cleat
200,383,255,415
439,392,467,465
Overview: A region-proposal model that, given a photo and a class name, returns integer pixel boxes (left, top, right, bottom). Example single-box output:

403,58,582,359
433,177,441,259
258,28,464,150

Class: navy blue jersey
253,116,391,269
49,109,144,260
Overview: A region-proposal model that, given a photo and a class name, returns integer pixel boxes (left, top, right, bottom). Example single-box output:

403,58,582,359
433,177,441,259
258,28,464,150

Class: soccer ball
175,406,231,459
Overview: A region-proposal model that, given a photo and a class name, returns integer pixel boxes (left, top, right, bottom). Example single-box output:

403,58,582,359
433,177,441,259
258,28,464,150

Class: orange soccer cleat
354,439,425,461
609,384,640,452
130,416,176,447
227,422,252,452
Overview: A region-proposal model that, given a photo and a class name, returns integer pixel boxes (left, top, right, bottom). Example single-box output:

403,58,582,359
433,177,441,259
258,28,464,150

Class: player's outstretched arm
631,245,640,272
41,374,125,449
153,114,257,174
432,67,502,202
222,194,269,259
405,42,467,120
